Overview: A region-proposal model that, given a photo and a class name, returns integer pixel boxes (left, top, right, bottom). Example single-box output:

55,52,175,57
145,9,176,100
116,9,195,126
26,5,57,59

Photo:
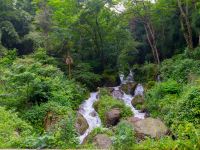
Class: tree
126,0,161,64
177,0,194,49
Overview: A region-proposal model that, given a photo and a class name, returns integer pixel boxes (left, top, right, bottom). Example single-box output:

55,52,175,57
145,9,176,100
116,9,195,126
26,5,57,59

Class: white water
78,71,145,143
78,92,101,143
120,84,145,119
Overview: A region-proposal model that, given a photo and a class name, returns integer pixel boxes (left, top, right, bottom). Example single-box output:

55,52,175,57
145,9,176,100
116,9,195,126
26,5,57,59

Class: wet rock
112,90,124,99
121,82,138,95
107,87,115,93
139,108,150,118
93,134,112,149
131,95,144,106
133,118,168,139
144,113,150,118
90,111,97,117
106,108,121,127
75,113,89,135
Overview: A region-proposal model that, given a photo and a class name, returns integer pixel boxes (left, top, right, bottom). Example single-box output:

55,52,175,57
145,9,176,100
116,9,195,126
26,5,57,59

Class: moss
131,95,144,106
94,95,133,126
121,82,138,95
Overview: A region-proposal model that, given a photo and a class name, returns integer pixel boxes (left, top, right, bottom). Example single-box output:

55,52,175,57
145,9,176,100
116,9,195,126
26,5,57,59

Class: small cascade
78,92,101,143
157,75,161,82
118,71,145,119
119,70,134,84
113,85,145,119
78,70,145,143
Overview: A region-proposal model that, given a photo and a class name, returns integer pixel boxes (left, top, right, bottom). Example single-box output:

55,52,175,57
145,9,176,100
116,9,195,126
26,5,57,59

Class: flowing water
78,92,101,143
121,84,145,119
78,71,145,143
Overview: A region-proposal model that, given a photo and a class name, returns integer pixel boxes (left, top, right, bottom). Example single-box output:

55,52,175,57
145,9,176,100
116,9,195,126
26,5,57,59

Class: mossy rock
93,134,112,149
98,87,113,97
105,108,121,127
133,118,169,139
75,113,89,135
121,82,138,95
131,95,144,106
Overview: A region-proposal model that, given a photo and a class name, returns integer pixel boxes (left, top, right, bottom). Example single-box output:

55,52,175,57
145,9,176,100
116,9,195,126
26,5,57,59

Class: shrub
21,101,71,132
185,46,200,60
145,80,200,126
160,55,200,83
20,116,78,149
0,107,33,148
133,63,159,82
0,55,87,110
113,121,135,150
144,80,181,122
167,85,200,126
102,69,120,86
72,63,101,91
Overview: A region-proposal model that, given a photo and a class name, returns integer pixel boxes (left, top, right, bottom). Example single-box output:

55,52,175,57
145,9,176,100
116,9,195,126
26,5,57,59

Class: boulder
93,134,112,149
106,108,121,127
131,95,144,106
121,82,138,95
75,113,89,135
133,118,168,139
90,111,97,117
127,117,142,124
112,90,124,99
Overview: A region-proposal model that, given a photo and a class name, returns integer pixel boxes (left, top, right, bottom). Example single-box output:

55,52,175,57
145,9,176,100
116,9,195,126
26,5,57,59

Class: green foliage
0,107,33,148
94,95,133,126
185,46,200,60
102,69,119,86
0,49,87,148
135,123,200,150
72,63,101,91
144,80,180,121
145,79,200,126
113,121,135,150
20,116,78,149
133,63,159,83
160,54,200,83
0,50,87,110
84,127,113,147
21,101,71,132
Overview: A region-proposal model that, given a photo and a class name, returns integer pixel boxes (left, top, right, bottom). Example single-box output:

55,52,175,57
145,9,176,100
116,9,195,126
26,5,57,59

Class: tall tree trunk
144,25,156,62
177,0,193,49
144,21,160,64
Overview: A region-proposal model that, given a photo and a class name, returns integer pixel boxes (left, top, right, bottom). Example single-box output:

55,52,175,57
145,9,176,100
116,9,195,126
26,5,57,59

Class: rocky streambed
76,82,146,143
76,72,168,145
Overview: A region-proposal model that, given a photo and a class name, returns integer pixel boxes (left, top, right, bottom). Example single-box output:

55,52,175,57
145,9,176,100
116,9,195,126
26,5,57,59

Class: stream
78,71,145,143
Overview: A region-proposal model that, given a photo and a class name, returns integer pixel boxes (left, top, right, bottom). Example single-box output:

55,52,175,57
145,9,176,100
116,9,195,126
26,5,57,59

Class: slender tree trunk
95,16,104,70
144,21,160,64
177,0,193,49
199,34,200,46
144,25,156,62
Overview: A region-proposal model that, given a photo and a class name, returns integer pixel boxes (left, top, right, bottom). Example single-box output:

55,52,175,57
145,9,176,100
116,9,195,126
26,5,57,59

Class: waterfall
120,70,134,84
78,92,101,143
78,71,145,143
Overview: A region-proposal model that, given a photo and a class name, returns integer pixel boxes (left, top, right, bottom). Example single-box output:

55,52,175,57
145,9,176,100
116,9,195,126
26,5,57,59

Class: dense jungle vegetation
0,0,200,149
